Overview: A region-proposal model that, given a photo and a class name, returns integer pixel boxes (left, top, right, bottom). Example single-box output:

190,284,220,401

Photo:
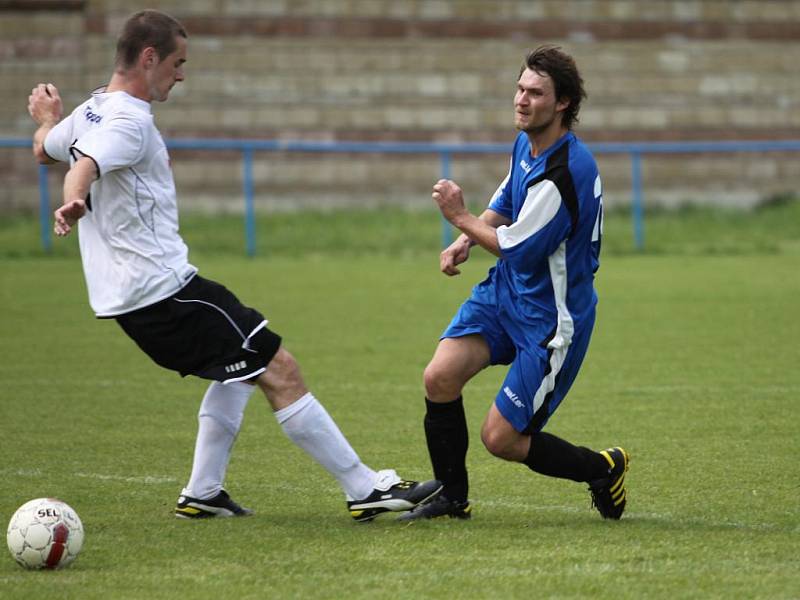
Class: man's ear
556,97,570,113
140,47,158,69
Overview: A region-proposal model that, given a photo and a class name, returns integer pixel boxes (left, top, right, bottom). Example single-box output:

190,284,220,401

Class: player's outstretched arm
28,83,62,164
55,157,97,236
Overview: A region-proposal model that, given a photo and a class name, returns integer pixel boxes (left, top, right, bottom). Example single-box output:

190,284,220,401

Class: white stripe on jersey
495,179,561,250
592,175,603,242
531,241,575,413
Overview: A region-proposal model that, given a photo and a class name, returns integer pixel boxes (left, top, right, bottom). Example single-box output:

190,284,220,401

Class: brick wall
3,0,799,212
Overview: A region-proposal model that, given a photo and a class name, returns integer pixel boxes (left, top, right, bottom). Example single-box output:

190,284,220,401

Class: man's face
514,68,567,134
147,36,187,102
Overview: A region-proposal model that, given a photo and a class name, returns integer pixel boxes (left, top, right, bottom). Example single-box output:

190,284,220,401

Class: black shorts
116,275,282,382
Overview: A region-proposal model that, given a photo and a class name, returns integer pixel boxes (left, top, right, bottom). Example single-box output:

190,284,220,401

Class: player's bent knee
480,426,517,461
272,347,302,379
257,347,306,396
480,428,504,458
423,362,463,401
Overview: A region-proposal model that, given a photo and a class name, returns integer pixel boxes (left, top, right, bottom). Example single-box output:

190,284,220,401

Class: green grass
2,196,799,258
1,206,799,598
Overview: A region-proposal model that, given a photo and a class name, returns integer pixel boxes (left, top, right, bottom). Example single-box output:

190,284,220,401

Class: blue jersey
488,131,603,347
442,131,603,432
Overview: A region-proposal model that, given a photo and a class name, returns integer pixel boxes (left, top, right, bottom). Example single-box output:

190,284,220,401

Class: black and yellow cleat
347,469,442,522
175,489,253,519
396,494,472,521
588,447,630,520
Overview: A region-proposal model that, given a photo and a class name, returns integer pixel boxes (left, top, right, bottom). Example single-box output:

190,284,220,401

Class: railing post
631,151,644,251
242,147,256,257
38,164,52,253
439,151,452,248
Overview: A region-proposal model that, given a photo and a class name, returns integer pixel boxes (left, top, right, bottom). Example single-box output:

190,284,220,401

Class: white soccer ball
6,498,84,569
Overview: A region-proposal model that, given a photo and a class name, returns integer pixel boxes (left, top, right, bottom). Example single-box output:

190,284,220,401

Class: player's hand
54,199,86,236
440,236,471,276
28,83,62,127
432,179,469,225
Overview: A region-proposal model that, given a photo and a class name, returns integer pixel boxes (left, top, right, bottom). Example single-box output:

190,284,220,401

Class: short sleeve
497,179,572,270
71,115,146,176
42,117,75,163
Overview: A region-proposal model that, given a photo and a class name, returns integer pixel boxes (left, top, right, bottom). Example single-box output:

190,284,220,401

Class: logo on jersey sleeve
83,106,102,124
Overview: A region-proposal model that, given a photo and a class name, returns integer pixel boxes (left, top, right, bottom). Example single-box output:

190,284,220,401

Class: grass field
1,205,799,599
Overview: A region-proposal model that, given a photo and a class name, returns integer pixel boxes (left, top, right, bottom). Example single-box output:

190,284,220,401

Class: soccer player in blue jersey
400,46,629,521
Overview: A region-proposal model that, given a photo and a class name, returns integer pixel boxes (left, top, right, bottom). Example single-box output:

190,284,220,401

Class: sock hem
274,392,315,424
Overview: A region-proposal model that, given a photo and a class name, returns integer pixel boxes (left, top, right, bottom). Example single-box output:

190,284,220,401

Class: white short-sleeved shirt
44,89,197,317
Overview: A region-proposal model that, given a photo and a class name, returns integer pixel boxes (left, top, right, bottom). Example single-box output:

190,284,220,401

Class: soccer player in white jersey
27,9,440,521
400,46,629,521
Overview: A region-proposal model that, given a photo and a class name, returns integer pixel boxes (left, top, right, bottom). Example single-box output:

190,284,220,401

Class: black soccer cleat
175,489,254,519
588,447,630,520
347,469,442,522
396,494,472,522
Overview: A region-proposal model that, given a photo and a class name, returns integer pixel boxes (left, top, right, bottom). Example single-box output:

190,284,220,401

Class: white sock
182,381,255,500
275,392,377,500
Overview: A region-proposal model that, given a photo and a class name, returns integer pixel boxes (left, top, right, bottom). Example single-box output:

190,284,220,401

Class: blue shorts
442,278,594,434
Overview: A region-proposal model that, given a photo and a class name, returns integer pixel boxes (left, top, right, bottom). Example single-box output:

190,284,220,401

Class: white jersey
44,89,197,317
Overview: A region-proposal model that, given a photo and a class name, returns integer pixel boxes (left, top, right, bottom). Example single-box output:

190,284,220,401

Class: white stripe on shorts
532,241,574,414
173,296,248,340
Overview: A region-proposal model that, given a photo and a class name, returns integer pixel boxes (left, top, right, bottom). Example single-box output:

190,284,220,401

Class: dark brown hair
520,45,586,130
115,9,187,69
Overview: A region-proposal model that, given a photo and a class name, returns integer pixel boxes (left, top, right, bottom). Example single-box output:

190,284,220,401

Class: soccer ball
6,498,84,569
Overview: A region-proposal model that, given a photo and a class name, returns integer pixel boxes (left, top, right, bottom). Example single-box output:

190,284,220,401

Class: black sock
523,431,608,483
424,396,469,503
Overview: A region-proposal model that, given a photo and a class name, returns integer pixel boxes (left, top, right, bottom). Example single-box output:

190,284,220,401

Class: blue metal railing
3,137,800,255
